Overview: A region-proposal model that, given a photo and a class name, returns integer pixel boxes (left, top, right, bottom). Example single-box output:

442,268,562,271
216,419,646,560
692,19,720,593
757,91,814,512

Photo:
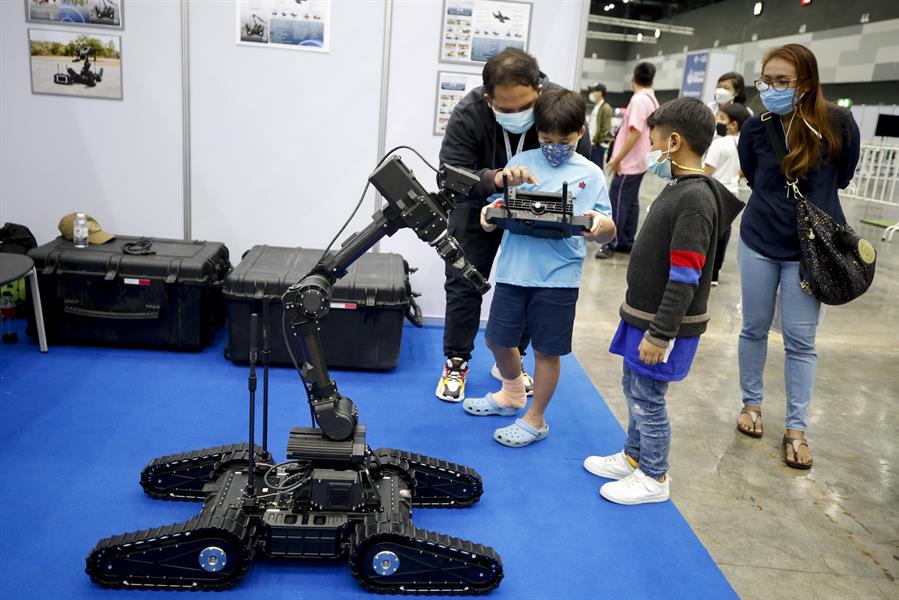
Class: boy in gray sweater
583,97,744,505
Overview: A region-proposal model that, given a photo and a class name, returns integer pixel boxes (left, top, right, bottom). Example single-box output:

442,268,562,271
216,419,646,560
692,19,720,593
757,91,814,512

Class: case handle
405,295,423,328
64,305,161,320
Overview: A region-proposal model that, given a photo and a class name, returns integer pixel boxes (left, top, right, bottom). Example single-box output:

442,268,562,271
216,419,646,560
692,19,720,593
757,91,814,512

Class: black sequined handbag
763,113,876,305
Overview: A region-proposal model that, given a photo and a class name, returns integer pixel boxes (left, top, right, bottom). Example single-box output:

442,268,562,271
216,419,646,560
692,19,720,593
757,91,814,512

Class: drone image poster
28,28,122,100
440,0,531,65
26,0,123,29
236,0,331,53
434,71,483,136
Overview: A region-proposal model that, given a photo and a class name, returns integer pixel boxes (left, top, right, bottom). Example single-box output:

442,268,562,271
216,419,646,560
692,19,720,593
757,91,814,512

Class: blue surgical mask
540,142,576,167
646,138,672,179
493,107,535,134
761,88,802,115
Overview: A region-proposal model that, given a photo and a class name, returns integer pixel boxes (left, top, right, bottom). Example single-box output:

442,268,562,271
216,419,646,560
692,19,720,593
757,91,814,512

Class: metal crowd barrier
843,143,899,240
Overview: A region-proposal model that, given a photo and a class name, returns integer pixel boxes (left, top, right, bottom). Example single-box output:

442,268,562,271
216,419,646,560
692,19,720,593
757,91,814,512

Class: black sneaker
595,245,615,259
436,357,469,402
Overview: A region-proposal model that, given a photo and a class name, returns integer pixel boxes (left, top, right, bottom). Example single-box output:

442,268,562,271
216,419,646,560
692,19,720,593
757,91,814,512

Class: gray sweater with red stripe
620,174,744,346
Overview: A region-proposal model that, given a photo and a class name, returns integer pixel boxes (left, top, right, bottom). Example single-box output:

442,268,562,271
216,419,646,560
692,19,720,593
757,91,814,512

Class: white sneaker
490,363,534,396
599,469,670,505
583,451,636,480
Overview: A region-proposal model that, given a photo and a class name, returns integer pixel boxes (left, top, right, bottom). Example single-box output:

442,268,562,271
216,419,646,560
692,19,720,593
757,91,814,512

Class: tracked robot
85,153,504,594
53,46,104,88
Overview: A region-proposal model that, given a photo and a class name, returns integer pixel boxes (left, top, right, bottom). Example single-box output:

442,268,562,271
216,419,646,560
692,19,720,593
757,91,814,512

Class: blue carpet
0,321,735,599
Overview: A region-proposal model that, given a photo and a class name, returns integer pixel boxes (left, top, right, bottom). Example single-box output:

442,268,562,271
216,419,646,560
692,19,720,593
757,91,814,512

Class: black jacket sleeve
439,105,498,205
835,108,861,190
738,117,759,189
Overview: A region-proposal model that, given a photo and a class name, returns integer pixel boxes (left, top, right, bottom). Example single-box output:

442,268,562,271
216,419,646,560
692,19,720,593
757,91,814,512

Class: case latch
104,255,123,281
165,259,182,284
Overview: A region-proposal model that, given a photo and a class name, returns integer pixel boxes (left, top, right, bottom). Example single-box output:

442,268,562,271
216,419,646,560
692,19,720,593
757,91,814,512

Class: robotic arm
281,156,489,441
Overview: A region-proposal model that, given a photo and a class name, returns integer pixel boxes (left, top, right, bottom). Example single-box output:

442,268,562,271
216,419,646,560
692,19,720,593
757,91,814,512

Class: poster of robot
236,0,331,53
28,28,122,100
440,0,531,65
26,0,123,29
434,71,482,136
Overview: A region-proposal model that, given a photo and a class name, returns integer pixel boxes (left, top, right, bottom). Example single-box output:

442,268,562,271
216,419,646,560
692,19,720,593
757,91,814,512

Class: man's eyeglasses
754,78,798,92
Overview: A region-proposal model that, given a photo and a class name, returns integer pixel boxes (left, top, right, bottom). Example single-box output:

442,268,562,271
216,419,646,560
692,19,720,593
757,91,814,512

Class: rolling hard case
27,236,230,350
224,245,422,370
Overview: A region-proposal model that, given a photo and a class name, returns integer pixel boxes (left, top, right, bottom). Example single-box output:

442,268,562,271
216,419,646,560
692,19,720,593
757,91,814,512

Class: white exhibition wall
0,0,184,244
380,0,588,321
0,0,589,321
188,0,387,262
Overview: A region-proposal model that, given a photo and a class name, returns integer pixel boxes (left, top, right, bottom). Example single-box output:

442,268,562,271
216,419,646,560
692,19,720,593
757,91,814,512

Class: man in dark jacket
436,48,592,402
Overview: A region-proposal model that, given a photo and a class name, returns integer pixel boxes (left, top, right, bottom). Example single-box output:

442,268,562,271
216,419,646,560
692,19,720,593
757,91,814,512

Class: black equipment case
224,245,422,370
28,236,231,350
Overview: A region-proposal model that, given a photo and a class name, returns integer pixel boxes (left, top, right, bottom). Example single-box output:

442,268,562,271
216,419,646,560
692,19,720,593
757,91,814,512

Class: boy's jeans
622,364,670,480
737,238,821,431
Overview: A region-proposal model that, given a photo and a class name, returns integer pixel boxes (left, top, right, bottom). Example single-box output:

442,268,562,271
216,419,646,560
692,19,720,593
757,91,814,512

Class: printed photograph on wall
440,0,531,65
29,28,123,100
236,0,331,52
26,0,123,29
434,71,482,135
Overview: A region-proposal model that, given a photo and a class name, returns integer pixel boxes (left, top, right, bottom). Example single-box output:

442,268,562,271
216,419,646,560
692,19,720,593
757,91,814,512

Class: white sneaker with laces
490,363,534,396
583,451,636,480
599,469,670,505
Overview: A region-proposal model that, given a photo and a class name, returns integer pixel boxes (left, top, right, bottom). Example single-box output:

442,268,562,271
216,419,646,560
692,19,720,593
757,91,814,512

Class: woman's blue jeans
738,238,821,431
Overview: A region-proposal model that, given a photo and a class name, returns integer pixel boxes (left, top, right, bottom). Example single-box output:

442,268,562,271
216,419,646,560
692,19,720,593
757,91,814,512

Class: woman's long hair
762,44,841,180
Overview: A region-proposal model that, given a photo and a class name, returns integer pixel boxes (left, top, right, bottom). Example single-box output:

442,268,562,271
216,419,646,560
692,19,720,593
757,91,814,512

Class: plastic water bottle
73,213,89,248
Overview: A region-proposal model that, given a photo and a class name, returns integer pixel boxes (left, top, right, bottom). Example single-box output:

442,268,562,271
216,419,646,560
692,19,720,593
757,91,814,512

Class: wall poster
28,28,123,100
440,0,531,65
26,0,123,29
434,70,482,135
680,51,709,100
236,0,331,52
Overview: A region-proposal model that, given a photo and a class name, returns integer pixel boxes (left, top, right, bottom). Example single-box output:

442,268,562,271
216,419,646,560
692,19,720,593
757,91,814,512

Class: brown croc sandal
736,406,763,438
783,435,813,470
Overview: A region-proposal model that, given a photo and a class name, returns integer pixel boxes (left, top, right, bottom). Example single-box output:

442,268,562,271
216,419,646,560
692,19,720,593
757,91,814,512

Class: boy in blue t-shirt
462,88,616,448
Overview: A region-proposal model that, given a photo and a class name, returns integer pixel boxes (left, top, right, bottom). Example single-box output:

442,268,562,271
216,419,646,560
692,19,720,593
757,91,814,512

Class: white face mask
714,87,735,105
591,92,603,104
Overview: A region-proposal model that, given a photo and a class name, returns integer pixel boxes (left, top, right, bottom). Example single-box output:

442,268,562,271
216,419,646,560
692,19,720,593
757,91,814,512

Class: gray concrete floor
572,178,899,600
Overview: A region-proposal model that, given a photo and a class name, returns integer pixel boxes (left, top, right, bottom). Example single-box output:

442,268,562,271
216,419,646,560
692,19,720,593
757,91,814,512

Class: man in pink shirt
596,62,658,259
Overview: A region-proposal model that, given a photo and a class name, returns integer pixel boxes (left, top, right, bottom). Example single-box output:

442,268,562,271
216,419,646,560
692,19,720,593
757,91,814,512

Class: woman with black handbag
734,44,860,469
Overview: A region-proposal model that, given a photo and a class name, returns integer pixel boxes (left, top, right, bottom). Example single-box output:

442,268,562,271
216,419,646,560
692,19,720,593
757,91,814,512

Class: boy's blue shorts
486,283,579,356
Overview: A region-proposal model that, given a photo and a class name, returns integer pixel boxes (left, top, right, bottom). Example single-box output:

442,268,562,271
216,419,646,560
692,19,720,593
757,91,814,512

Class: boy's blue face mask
645,137,672,179
540,142,576,167
493,107,535,134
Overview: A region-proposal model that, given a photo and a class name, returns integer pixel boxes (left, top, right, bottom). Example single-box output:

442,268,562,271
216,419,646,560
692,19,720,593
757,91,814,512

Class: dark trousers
609,172,644,251
444,205,529,361
713,225,732,280
590,145,606,169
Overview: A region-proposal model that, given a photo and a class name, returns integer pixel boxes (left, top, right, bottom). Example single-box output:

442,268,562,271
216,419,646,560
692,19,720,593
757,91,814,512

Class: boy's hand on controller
638,338,667,366
494,166,539,190
480,199,503,232
582,210,604,241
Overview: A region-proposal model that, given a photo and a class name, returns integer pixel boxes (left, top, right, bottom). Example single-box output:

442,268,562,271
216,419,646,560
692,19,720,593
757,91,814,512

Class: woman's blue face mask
761,88,803,115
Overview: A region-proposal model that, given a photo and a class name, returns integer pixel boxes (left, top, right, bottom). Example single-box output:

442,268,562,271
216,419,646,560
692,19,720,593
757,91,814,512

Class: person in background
437,48,592,402
735,43,860,469
707,71,752,119
583,97,744,504
588,82,613,169
703,102,751,285
596,62,658,260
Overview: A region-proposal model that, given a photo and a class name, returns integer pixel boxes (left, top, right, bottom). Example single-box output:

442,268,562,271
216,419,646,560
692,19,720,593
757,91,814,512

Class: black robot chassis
85,153,503,594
